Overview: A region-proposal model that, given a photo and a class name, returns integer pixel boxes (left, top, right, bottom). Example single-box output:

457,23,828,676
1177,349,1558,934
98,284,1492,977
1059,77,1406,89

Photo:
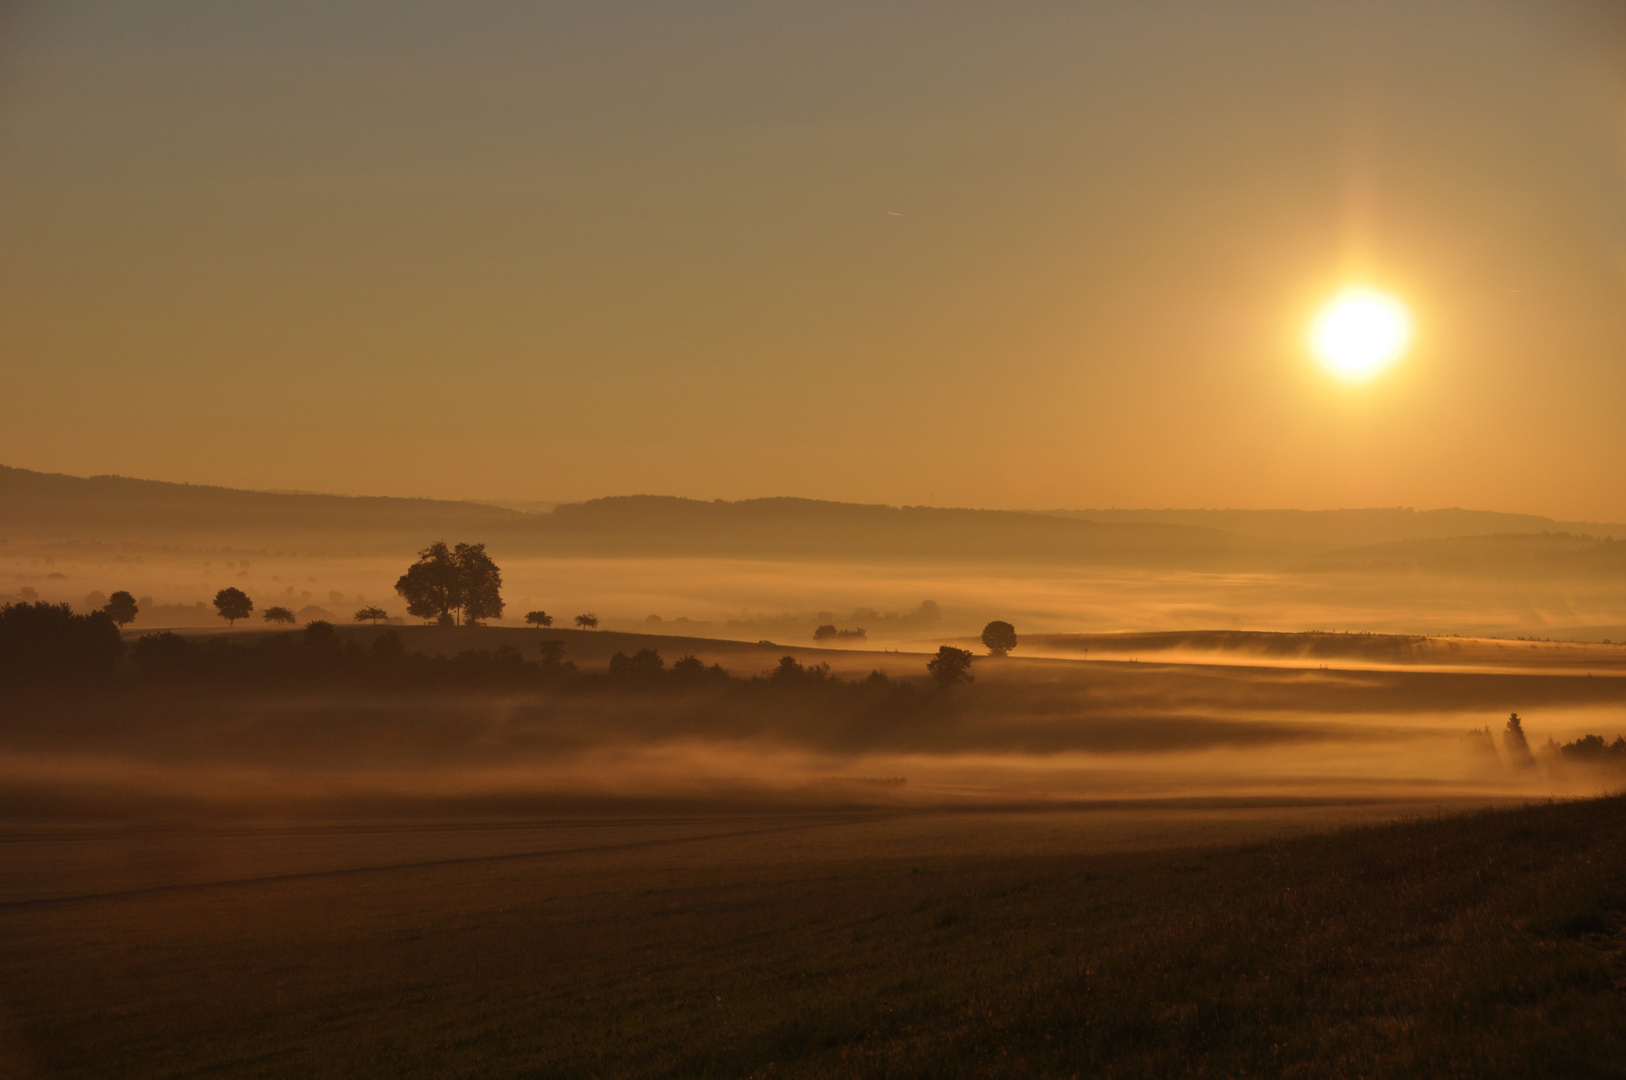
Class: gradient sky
3,1,1624,515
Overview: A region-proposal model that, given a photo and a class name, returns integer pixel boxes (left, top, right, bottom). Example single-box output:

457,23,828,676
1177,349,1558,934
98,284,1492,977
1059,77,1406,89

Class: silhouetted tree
1556,734,1626,761
396,541,460,625
608,648,665,685
455,542,503,625
981,620,1017,657
1503,712,1535,767
769,656,832,685
394,541,504,626
0,601,123,686
814,624,838,642
303,620,339,651
525,611,554,628
130,630,194,676
213,587,253,627
575,613,599,630
263,606,296,625
354,606,388,626
927,645,974,689
104,591,139,628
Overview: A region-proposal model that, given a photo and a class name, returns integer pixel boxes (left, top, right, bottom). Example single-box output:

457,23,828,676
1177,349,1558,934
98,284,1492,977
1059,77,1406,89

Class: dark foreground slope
1,796,1622,1078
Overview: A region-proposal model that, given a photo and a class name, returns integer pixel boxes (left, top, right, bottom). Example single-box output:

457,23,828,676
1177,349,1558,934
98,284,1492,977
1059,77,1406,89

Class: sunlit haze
2,1,1625,516
7,7,1626,1072
1310,288,1412,381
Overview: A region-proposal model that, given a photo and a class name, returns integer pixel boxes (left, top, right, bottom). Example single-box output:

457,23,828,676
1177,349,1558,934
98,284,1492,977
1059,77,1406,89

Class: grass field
4,623,1625,1077
1,795,1623,1078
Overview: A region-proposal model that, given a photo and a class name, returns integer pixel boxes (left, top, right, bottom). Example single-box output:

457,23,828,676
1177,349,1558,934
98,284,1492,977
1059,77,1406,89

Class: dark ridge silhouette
7,465,1626,581
0,464,1284,567
1048,506,1626,544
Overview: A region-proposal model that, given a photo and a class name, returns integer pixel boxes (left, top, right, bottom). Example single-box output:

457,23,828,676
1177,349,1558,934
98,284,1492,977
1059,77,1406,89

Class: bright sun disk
1309,288,1411,380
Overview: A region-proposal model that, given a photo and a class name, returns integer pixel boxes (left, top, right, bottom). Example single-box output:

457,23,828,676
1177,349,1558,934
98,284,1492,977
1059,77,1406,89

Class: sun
1309,288,1411,381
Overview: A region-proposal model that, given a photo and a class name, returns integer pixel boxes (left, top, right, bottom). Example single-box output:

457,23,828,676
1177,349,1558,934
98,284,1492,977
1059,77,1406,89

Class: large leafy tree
454,543,503,625
213,587,253,627
395,541,504,626
103,591,139,628
396,541,460,624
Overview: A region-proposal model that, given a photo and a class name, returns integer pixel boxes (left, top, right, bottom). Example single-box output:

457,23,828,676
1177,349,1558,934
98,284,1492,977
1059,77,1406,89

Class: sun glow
1309,288,1411,381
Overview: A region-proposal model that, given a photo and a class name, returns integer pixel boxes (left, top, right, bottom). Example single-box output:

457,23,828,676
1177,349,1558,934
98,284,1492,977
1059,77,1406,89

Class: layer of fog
10,548,1626,644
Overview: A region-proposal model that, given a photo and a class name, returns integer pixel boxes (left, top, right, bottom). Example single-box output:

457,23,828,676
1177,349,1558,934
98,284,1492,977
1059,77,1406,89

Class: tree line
0,601,980,696
54,544,1022,674
197,542,600,633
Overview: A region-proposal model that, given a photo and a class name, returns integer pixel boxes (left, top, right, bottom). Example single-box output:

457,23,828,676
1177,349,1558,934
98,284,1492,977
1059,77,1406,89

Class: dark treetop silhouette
103,590,139,628
981,620,1018,657
262,606,296,624
212,587,253,627
394,541,504,626
927,645,975,689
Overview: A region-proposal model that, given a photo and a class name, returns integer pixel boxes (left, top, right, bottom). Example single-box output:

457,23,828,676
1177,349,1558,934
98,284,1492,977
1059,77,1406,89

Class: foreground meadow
1,796,1623,1078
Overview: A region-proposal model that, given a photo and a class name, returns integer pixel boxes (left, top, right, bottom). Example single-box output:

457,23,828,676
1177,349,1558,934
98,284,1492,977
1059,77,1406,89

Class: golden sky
2,1,1624,516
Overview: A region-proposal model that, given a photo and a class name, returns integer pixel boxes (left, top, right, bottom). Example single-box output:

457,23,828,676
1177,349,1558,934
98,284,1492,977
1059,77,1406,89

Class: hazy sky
3,1,1624,515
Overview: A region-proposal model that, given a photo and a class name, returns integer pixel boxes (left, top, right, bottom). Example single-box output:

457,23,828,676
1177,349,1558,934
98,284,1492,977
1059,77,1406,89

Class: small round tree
263,606,297,625
525,611,554,628
980,620,1017,657
926,645,975,690
574,613,599,630
213,587,253,627
104,591,139,629
354,606,388,626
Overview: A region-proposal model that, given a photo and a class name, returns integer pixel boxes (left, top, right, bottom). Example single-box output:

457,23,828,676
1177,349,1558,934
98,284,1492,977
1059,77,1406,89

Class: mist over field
5,1,1626,1067
8,464,1626,644
4,465,1625,829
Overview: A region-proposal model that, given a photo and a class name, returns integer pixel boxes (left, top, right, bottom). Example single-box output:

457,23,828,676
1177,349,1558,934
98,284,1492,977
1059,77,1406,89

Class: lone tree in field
103,591,139,629
1503,712,1536,767
213,587,253,627
980,620,1017,657
926,645,975,689
575,613,599,630
394,541,504,626
354,606,388,626
525,611,553,628
263,606,296,624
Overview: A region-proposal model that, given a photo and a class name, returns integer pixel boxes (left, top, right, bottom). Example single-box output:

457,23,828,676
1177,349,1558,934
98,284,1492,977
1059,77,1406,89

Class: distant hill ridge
1048,507,1626,545
2,465,1622,573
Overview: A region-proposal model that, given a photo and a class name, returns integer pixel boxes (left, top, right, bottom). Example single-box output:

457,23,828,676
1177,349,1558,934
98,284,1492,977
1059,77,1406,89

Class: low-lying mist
5,624,1622,821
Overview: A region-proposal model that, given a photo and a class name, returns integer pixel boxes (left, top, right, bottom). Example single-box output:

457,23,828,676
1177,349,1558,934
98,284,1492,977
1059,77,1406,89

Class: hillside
0,465,1282,568
6,465,1626,585
1051,506,1626,545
